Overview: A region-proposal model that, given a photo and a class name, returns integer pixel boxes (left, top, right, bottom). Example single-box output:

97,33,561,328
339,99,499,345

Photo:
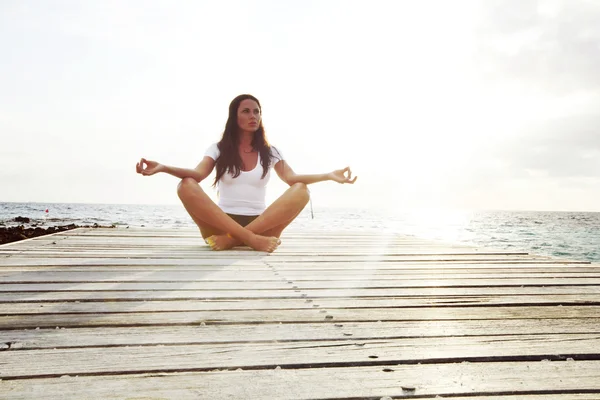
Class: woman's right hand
136,158,164,176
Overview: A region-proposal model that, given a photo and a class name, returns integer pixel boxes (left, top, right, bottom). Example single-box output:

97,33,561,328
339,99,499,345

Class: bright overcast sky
1,0,599,211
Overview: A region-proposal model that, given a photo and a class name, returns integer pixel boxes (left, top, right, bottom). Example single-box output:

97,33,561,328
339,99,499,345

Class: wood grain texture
0,227,598,399
2,333,600,379
1,362,600,399
2,319,600,350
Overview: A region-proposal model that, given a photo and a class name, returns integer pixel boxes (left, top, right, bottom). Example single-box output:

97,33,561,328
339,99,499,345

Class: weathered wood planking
0,256,589,267
2,319,600,350
2,305,600,329
2,286,600,303
1,362,600,399
2,333,600,379
3,294,600,315
1,269,600,281
0,227,599,399
2,276,600,292
2,252,556,264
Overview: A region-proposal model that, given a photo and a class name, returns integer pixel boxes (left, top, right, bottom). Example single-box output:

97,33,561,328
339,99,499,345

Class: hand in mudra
136,158,164,176
329,167,357,184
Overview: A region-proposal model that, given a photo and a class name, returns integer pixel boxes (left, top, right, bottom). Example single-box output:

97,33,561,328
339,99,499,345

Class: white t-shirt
204,143,284,215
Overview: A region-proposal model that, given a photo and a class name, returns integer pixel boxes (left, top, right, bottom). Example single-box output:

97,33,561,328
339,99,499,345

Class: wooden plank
2,319,600,350
447,396,600,400
2,270,600,282
1,305,598,329
0,282,295,291
0,258,273,267
15,227,435,238
0,265,597,275
4,238,499,248
4,361,598,400
2,277,599,292
0,237,549,258
0,236,518,249
2,294,599,315
13,244,486,252
4,245,520,253
0,252,555,264
1,286,599,303
1,334,599,379
0,270,285,282
4,245,526,256
1,362,600,399
0,257,589,267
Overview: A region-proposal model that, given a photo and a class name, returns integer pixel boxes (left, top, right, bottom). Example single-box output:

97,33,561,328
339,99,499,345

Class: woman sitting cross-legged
136,94,357,253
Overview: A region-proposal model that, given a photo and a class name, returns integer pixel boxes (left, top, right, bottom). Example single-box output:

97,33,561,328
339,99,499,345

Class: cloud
491,113,600,179
476,0,600,94
469,0,600,184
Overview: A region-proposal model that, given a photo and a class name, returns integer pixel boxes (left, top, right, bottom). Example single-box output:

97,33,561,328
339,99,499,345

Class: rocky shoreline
0,217,116,245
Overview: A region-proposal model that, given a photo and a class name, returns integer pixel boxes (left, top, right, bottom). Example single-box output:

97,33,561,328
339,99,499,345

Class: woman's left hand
329,167,357,184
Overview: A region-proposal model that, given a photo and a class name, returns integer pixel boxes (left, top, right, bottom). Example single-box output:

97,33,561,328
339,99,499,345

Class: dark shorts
227,213,259,227
200,213,259,238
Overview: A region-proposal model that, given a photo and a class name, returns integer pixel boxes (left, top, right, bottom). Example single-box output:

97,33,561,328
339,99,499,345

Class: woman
136,94,357,253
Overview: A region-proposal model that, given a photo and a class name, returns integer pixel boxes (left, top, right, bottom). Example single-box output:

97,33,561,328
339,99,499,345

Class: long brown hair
213,94,275,186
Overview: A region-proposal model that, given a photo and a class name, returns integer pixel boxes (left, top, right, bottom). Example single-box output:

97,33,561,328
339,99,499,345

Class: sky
1,0,599,212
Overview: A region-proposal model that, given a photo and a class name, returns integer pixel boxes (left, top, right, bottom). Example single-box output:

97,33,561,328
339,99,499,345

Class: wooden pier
1,227,599,399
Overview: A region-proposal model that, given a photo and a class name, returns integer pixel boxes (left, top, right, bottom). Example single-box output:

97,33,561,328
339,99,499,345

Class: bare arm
136,156,215,183
274,160,357,186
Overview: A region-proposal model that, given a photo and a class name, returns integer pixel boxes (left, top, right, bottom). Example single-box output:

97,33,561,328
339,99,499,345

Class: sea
1,202,598,263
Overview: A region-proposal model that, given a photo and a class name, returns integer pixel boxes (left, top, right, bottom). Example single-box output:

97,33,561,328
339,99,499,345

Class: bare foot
247,234,281,253
205,234,237,251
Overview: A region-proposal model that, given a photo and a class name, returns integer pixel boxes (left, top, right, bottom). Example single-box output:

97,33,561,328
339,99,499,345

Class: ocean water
1,202,598,263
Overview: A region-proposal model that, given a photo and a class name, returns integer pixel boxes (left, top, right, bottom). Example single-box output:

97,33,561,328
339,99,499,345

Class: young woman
136,94,357,252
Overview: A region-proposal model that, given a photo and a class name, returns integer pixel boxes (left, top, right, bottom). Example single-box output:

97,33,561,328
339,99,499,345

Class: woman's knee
176,177,199,198
291,182,310,202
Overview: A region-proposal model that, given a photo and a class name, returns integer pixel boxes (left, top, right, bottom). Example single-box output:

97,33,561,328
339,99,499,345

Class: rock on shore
0,222,115,245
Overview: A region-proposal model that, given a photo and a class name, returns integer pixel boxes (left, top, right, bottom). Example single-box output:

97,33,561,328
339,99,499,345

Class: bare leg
177,178,280,252
208,182,310,250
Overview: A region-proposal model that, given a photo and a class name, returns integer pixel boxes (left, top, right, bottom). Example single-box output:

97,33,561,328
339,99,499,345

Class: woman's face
237,99,261,133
